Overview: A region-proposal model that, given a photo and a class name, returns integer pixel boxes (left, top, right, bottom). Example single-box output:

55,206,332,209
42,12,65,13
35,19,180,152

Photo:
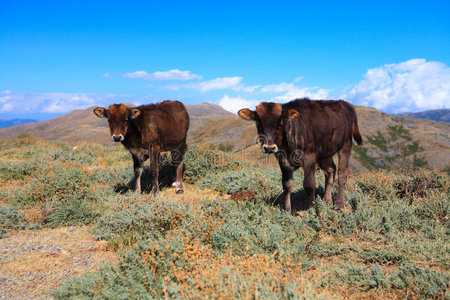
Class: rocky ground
0,226,115,299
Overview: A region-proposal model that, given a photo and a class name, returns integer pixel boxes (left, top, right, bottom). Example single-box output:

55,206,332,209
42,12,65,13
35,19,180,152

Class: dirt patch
230,190,257,202
0,226,115,299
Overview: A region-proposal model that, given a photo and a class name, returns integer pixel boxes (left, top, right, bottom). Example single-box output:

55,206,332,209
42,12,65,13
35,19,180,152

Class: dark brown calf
94,100,190,194
238,98,362,211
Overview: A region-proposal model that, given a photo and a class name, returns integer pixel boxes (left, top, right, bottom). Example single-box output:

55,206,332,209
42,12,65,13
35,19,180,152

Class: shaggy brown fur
94,101,189,194
238,98,362,211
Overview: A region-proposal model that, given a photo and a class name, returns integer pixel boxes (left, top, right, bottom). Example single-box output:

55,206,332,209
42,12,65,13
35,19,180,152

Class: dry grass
0,226,115,299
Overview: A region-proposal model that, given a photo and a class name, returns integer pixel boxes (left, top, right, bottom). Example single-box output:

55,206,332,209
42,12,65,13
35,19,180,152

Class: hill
0,103,233,146
398,108,450,123
0,118,37,129
0,103,448,170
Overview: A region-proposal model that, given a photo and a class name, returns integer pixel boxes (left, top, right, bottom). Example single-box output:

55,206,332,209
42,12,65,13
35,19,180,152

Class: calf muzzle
112,135,124,142
262,144,278,153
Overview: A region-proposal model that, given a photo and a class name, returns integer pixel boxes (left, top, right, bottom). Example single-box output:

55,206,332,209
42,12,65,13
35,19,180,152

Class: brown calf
94,100,189,194
238,98,362,211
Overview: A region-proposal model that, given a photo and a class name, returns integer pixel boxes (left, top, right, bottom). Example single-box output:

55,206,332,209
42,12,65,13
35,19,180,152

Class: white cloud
123,69,201,81
218,95,260,114
168,77,262,93
242,85,261,92
0,90,119,114
103,72,112,78
167,76,246,92
345,59,450,113
259,81,330,102
0,103,13,112
261,82,295,93
272,85,330,103
194,76,243,92
123,70,149,79
217,82,331,113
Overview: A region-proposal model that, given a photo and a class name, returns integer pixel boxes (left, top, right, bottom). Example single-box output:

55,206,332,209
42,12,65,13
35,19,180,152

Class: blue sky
1,0,449,120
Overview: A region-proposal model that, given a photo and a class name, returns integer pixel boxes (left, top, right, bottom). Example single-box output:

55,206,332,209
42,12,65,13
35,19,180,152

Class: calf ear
238,108,256,121
283,109,299,121
93,107,107,118
129,108,141,119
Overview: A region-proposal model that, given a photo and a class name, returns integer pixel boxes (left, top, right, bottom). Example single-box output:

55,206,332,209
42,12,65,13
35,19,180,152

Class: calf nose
112,135,123,142
263,145,277,153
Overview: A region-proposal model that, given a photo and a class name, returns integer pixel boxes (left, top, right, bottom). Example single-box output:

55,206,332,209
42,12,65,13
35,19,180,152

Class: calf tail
352,113,363,145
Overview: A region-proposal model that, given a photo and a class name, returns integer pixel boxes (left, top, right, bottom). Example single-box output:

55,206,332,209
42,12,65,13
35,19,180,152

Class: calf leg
171,143,186,194
318,157,336,204
281,167,294,212
302,155,317,208
149,144,161,195
335,141,352,210
132,155,144,192
277,153,294,212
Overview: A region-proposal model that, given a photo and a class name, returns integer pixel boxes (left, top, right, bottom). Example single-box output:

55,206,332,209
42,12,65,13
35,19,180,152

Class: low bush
197,167,282,201
334,264,388,291
357,248,407,265
12,164,100,227
394,169,448,200
0,204,24,238
0,161,40,181
182,144,249,183
389,264,449,299
48,147,98,166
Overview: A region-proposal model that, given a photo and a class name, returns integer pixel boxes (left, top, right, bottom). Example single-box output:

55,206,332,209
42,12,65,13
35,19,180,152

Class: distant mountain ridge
398,109,449,123
0,118,37,129
0,103,448,171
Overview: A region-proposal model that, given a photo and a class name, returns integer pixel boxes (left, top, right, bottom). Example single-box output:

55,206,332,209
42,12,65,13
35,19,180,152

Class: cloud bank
218,83,330,113
345,59,450,113
3,59,448,119
0,90,120,114
123,69,201,81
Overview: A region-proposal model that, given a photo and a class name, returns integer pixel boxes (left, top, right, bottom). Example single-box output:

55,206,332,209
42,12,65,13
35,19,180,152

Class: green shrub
0,161,40,181
46,194,100,228
182,144,248,183
48,148,98,166
17,165,95,205
95,197,315,259
394,169,447,200
94,196,194,242
198,168,282,201
357,248,407,265
0,205,25,238
307,242,349,258
335,264,388,291
13,164,99,227
389,264,449,299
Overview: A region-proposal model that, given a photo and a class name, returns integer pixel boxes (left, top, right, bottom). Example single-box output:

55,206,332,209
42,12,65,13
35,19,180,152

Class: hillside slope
0,103,448,170
0,103,233,146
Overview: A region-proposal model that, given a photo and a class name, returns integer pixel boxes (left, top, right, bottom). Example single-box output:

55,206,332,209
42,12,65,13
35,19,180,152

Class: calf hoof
173,182,183,194
324,196,332,204
334,203,344,211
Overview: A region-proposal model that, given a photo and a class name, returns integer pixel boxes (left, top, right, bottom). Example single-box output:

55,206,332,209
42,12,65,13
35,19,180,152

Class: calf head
238,102,299,153
93,104,141,142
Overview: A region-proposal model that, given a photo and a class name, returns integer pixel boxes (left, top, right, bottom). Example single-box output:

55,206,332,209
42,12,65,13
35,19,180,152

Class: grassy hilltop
0,135,449,299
